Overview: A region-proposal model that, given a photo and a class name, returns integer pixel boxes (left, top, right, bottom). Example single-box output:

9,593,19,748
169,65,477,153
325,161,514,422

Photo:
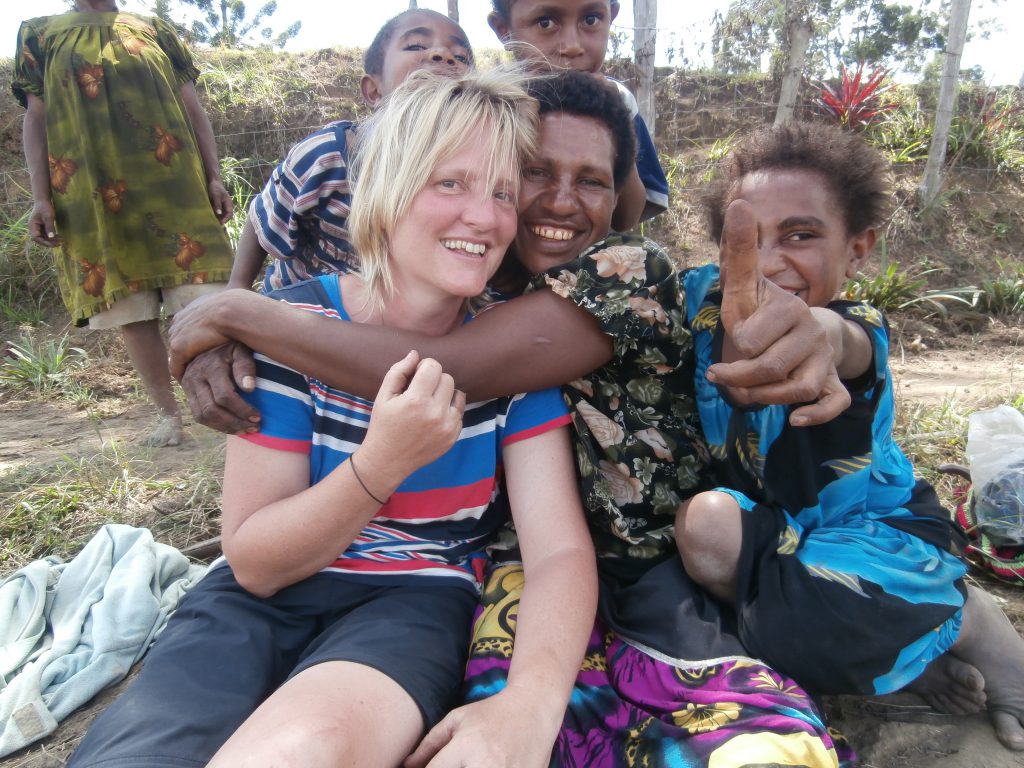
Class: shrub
815,64,896,130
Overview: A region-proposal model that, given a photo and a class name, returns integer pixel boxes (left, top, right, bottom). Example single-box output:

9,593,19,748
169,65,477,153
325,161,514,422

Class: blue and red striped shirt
235,275,571,592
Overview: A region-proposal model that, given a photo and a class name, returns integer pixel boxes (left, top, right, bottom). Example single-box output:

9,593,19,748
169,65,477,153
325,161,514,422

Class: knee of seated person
676,492,739,561
244,715,354,762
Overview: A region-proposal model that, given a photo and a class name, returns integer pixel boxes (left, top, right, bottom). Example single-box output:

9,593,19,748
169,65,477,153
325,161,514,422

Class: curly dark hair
490,0,620,22
364,9,474,77
704,122,892,242
527,70,636,190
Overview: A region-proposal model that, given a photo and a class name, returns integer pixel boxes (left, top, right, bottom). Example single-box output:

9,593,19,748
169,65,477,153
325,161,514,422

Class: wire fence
1,69,1021,219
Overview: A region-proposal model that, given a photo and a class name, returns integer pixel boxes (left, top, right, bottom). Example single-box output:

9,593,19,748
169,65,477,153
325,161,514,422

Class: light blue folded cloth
0,524,206,756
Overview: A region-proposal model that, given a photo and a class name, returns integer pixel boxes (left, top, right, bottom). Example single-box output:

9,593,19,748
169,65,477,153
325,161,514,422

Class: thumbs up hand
708,200,850,427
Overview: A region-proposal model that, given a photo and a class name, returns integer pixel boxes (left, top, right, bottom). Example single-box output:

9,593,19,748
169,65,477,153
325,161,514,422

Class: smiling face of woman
513,111,619,276
387,130,518,309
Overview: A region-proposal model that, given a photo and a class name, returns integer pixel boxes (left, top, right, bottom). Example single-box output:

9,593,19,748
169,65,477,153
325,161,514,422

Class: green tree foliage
712,0,946,78
155,0,301,49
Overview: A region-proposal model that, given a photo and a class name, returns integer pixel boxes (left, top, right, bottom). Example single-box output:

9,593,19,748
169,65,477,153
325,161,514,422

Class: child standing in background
486,0,669,230
679,122,1024,752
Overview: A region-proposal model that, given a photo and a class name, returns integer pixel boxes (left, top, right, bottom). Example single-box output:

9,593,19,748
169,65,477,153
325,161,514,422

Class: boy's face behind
362,11,472,107
488,0,617,74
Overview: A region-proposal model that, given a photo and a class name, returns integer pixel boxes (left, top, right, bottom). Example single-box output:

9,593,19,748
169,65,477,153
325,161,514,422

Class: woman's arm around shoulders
172,285,615,406
405,424,596,768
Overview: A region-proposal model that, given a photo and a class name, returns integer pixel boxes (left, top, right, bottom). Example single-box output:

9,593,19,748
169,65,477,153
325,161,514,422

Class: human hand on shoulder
180,342,260,435
708,199,851,426
358,352,466,488
404,686,559,768
168,289,255,379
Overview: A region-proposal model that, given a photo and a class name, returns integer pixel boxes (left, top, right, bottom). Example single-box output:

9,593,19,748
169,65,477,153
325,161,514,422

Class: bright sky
1,0,1020,85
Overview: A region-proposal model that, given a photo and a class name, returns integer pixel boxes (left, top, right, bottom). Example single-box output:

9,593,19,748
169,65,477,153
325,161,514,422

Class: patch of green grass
894,395,970,473
868,90,932,165
974,263,1024,315
0,448,162,569
947,88,1024,174
700,132,738,183
0,284,47,326
844,265,977,315
0,438,225,573
0,207,61,317
0,332,88,394
219,155,257,250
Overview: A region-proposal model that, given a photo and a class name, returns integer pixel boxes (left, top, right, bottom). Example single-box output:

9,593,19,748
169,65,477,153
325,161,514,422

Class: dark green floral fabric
12,12,232,325
529,234,712,559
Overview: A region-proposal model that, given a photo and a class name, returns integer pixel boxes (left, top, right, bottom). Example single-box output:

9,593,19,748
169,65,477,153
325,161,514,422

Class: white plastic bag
965,405,1024,546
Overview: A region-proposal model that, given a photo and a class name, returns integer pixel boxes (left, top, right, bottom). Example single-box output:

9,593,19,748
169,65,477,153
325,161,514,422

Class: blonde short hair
348,66,539,309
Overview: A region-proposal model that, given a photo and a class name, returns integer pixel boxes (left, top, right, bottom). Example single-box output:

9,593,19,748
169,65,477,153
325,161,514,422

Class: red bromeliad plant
816,64,896,129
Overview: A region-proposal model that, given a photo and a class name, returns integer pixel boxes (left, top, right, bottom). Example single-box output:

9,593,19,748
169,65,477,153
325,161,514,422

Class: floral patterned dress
536,233,710,561
12,12,232,325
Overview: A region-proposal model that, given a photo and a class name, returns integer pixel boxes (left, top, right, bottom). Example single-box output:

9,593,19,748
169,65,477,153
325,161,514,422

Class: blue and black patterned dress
683,263,968,696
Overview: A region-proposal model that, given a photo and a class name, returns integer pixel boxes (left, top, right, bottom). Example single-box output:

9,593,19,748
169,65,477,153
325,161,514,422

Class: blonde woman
69,68,596,768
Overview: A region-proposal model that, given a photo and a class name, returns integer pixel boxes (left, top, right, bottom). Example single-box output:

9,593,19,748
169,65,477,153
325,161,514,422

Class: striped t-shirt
250,121,359,291
235,275,572,592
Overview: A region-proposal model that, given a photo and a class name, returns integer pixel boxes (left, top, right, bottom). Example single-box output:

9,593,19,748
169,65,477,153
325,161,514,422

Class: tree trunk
774,0,812,125
633,0,657,134
918,0,972,208
447,0,459,22
219,0,230,46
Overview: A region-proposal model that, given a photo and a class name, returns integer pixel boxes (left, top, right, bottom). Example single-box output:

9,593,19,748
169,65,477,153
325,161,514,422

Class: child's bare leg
675,491,744,604
208,660,424,766
120,319,183,447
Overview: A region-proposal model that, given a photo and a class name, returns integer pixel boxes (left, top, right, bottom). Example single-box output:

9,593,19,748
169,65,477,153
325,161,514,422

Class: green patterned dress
12,12,232,325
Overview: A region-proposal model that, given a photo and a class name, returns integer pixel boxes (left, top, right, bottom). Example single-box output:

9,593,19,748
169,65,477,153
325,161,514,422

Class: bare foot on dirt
908,653,986,714
144,414,183,448
950,585,1024,751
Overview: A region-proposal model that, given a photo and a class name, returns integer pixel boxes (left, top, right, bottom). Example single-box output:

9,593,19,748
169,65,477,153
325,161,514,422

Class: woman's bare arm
23,94,60,248
171,286,614,406
179,81,232,224
405,426,596,768
222,354,464,597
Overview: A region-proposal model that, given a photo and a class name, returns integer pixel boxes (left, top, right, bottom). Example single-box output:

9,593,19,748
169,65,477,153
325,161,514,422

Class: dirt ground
0,321,1022,767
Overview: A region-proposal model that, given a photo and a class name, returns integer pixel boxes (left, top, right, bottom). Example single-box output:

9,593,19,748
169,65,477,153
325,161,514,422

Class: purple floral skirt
464,564,855,767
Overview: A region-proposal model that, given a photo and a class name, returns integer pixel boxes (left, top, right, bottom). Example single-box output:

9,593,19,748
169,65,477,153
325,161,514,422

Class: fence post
634,0,657,134
917,0,972,208
774,0,812,125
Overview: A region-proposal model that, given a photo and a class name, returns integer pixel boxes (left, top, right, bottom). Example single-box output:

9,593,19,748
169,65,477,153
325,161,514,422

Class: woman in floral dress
14,0,234,446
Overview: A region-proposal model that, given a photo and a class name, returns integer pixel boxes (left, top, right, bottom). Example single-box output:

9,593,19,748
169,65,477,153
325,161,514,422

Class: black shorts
68,565,476,767
732,482,966,696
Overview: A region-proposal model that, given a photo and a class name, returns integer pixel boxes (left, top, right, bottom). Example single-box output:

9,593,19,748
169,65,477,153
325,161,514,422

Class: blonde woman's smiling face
388,132,517,304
